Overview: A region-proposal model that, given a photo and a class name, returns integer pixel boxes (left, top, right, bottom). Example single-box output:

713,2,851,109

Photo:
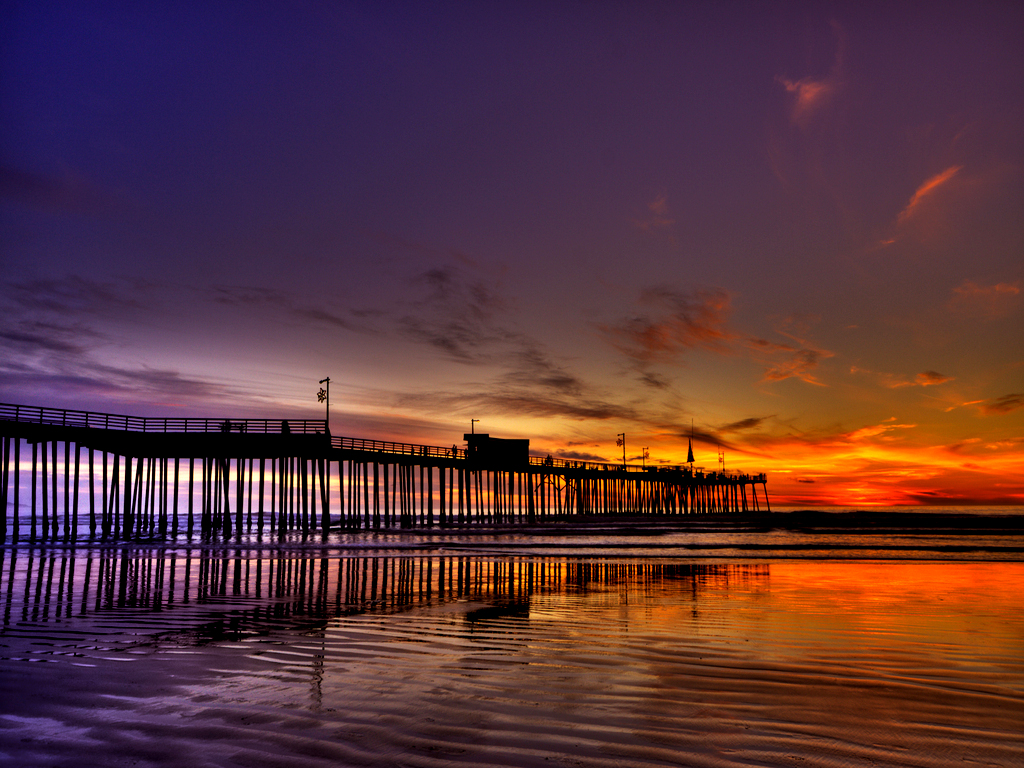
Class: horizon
2,2,1022,508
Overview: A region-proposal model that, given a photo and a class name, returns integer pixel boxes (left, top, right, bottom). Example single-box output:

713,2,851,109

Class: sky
2,1,1022,506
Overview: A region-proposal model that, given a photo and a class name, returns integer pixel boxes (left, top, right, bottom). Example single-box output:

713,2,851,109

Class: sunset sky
2,1,1022,506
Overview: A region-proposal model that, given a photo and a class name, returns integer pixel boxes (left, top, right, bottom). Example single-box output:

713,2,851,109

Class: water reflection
0,547,768,642
1,546,1021,768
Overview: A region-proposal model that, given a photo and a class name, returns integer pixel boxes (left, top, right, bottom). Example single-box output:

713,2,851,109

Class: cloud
0,164,121,214
850,366,953,389
559,450,609,462
776,21,845,129
601,290,832,386
981,393,1023,415
506,346,584,395
778,77,836,127
7,275,145,316
209,285,369,332
397,388,639,423
720,417,768,432
760,348,829,385
398,265,514,363
637,371,671,389
896,166,963,224
745,315,833,385
914,370,953,387
598,286,733,363
0,323,94,356
632,194,675,231
947,280,1020,320
846,421,916,441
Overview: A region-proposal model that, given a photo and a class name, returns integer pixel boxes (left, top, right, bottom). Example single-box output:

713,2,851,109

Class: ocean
1,509,1022,767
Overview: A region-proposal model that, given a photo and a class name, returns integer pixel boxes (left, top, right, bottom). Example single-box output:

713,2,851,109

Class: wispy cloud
896,165,963,224
209,285,372,332
0,164,122,214
947,280,1020,320
846,419,916,441
398,265,514,363
850,366,954,389
396,387,639,423
720,417,770,433
745,315,833,385
632,194,675,231
600,290,832,386
7,275,145,316
598,286,733,363
776,21,845,128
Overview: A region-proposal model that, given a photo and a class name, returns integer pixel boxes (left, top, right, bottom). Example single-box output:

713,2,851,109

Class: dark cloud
720,417,768,432
982,393,1023,415
397,265,514,363
558,450,609,462
904,491,1024,506
0,363,235,405
637,371,671,389
0,326,90,355
915,370,953,386
6,275,145,316
0,164,119,213
506,346,584,395
397,387,639,423
208,285,367,332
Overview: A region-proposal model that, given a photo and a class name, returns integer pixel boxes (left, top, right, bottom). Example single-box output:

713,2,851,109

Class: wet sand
1,542,1022,767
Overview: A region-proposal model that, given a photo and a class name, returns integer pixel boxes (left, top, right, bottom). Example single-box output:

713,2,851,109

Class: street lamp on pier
317,377,330,431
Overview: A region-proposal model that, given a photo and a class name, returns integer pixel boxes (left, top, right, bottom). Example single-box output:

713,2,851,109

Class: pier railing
332,435,466,459
1,403,765,480
0,403,325,435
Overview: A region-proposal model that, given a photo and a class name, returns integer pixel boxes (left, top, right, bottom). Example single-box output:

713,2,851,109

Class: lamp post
471,419,479,434
317,377,330,431
642,447,649,468
616,433,625,468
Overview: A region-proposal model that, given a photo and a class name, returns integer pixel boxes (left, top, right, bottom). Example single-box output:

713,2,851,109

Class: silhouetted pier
0,403,769,543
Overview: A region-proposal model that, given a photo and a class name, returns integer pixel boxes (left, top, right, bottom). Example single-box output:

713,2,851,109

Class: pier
0,403,769,543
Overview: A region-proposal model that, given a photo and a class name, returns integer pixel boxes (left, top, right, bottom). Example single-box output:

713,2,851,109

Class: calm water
1,516,1022,767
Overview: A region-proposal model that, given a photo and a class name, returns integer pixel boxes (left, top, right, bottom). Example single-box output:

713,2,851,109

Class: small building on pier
464,433,530,469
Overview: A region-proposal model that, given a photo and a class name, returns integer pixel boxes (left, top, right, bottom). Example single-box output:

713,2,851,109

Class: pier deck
0,403,769,542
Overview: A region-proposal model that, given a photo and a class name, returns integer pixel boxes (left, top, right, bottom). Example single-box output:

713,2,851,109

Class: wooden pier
0,403,770,543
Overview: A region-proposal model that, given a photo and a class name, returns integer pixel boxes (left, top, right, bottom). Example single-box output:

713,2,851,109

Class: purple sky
2,1,1022,504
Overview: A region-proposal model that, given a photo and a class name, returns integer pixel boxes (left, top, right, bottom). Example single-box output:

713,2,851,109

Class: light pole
616,433,625,468
471,419,479,434
642,447,649,468
317,377,330,431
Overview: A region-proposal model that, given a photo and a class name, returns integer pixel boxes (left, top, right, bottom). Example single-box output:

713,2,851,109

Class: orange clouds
896,166,963,224
850,366,954,389
601,290,833,386
775,21,845,129
734,423,1024,507
600,287,733,362
778,76,836,127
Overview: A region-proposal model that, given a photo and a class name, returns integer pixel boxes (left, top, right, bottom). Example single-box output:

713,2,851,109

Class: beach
1,513,1023,767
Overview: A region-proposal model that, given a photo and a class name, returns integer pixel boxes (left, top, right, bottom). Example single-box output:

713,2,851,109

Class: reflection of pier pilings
0,548,769,631
1,404,770,543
